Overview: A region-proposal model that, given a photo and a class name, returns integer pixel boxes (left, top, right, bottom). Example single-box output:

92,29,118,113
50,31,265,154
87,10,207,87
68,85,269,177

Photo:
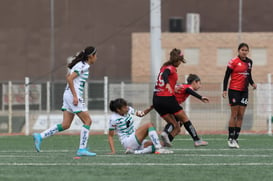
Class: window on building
217,48,233,66
250,48,267,66
184,48,199,65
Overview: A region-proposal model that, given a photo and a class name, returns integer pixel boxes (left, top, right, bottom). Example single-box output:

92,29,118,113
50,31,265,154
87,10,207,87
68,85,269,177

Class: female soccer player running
222,42,257,149
33,46,97,156
162,74,209,146
108,98,173,154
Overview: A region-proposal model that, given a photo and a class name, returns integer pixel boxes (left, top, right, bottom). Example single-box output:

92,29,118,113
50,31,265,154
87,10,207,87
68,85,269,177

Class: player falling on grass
108,98,173,154
222,42,257,149
33,46,97,156
161,74,209,147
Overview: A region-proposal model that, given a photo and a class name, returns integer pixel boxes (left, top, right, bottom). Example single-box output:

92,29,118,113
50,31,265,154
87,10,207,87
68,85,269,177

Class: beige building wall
132,33,273,84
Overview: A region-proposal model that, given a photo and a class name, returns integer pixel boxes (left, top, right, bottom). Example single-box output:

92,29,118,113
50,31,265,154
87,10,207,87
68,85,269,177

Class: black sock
164,123,173,133
164,121,184,142
234,127,241,140
164,123,174,142
167,132,174,142
184,121,199,141
228,127,235,140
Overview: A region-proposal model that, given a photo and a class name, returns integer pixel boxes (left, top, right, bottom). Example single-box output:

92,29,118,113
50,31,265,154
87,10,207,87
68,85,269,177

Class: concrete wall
1,0,273,82
132,32,273,83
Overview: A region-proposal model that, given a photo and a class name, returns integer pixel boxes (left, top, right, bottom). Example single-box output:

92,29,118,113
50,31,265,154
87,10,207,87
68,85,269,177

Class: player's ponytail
68,46,96,69
162,48,186,66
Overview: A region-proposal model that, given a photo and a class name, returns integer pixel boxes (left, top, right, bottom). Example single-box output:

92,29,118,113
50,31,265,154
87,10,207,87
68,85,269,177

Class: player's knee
237,115,244,121
83,119,92,126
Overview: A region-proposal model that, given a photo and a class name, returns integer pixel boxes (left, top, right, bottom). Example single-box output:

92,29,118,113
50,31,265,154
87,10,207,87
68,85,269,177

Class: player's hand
252,83,257,90
222,91,227,98
136,110,145,117
174,85,182,93
201,96,209,103
166,83,173,94
73,96,78,105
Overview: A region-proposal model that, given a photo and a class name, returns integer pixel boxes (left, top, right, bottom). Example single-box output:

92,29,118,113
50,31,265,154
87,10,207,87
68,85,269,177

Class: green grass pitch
1,134,273,181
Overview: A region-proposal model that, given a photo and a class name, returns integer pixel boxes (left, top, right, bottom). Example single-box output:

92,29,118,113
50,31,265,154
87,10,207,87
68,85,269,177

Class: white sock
148,127,161,149
40,125,59,139
79,125,90,149
134,146,154,154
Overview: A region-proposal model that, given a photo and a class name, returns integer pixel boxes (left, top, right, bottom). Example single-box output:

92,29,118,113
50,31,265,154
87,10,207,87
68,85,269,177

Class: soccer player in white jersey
108,98,173,154
33,46,97,156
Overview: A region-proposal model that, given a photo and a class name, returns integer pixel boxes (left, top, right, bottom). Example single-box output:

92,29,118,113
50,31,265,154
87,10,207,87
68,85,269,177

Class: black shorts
153,94,182,116
228,89,248,106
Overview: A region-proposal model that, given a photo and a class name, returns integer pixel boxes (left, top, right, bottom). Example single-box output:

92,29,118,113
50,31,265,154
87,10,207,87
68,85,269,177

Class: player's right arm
66,72,79,105
136,105,154,117
108,129,116,154
222,60,234,98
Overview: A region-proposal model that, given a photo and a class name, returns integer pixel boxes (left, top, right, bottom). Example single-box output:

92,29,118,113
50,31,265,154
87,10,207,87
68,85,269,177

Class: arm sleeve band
248,71,254,85
162,69,170,84
223,67,232,91
185,88,202,100
248,61,254,85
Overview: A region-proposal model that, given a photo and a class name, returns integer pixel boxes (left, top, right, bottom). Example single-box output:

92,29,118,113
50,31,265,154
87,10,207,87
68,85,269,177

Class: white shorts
61,91,87,113
120,133,147,150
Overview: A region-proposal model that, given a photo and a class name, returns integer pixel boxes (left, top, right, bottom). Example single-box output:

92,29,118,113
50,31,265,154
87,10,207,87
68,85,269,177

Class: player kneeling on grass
161,74,209,147
108,98,173,154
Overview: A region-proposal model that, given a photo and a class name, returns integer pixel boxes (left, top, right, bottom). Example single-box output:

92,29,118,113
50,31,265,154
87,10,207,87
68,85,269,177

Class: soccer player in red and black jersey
153,48,207,147
222,42,257,149
153,48,184,147
163,74,209,146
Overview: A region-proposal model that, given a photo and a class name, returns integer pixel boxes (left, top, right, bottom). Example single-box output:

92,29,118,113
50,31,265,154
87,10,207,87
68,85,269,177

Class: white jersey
65,61,90,99
109,107,136,143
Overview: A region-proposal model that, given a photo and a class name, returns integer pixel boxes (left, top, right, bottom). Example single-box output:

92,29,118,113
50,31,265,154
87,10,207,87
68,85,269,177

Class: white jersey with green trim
65,61,89,99
109,107,136,142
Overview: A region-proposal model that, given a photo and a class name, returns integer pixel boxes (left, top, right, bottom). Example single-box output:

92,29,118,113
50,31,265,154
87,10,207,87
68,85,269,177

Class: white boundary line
0,154,272,158
2,148,273,153
0,162,273,166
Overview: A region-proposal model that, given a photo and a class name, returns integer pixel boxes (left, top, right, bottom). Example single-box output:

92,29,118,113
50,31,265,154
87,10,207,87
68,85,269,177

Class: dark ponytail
68,46,96,69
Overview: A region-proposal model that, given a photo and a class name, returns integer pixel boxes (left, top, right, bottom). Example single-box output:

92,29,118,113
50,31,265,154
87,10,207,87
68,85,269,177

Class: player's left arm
185,88,209,103
107,130,116,154
248,70,257,89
